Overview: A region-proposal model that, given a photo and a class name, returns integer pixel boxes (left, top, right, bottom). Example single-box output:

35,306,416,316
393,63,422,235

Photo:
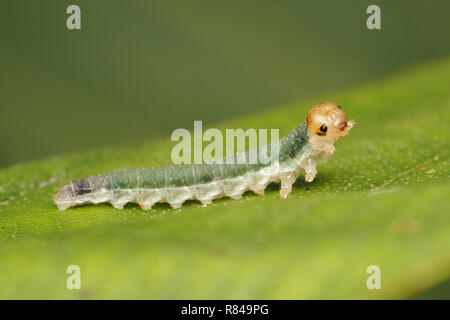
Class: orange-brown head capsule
306,102,356,142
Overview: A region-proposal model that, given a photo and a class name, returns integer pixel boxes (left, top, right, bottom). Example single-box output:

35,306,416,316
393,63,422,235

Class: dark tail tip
72,178,93,196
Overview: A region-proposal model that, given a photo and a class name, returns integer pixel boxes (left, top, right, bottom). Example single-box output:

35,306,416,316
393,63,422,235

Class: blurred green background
1,0,449,167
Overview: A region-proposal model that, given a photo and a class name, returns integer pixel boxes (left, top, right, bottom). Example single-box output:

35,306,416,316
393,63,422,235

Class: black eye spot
316,124,327,136
337,105,342,110
339,121,347,131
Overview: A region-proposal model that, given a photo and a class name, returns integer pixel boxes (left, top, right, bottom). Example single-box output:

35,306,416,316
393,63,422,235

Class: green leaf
0,59,449,299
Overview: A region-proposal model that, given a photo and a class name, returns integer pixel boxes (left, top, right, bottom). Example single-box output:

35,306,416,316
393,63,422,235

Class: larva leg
305,165,317,183
280,175,297,199
253,189,264,196
111,201,125,210
170,203,182,209
200,199,212,207
323,144,335,155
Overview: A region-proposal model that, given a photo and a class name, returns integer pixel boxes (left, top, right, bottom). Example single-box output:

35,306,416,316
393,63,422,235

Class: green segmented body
54,123,320,210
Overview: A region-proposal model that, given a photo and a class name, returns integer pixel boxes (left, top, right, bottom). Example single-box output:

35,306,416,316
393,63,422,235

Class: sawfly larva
54,102,356,211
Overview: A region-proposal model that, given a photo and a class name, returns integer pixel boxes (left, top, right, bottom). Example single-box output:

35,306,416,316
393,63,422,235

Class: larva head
306,102,356,142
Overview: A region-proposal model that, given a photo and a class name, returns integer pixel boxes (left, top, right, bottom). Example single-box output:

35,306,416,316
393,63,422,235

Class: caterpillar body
54,102,356,211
